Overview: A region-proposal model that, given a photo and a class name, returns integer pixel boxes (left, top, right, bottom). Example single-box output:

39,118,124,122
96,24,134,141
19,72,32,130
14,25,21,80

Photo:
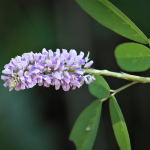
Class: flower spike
1,48,95,91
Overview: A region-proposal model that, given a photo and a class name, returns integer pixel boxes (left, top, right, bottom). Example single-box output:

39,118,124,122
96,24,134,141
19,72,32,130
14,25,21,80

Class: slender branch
110,89,115,92
100,82,137,102
112,81,137,96
84,68,150,83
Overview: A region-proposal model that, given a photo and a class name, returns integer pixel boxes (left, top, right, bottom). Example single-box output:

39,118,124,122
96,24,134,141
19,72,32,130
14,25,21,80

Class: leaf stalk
100,82,137,102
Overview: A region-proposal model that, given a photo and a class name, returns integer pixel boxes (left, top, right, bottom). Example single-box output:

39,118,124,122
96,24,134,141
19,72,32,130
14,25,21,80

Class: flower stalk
84,69,150,83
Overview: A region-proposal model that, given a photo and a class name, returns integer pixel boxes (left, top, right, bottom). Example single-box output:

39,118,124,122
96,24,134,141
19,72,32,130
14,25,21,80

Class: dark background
0,0,150,150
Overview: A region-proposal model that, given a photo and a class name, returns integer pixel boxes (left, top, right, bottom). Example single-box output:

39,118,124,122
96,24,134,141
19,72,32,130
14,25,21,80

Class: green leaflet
109,96,131,150
76,0,148,44
115,42,150,72
88,75,110,99
69,100,102,150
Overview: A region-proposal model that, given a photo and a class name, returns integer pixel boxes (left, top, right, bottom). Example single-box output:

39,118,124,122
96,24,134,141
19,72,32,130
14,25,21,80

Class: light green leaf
76,0,148,44
109,96,131,150
115,42,150,72
88,75,110,99
69,100,102,150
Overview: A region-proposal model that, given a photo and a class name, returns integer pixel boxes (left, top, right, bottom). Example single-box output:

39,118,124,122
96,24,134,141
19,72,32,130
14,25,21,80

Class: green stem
100,82,137,102
112,81,137,96
84,69,150,83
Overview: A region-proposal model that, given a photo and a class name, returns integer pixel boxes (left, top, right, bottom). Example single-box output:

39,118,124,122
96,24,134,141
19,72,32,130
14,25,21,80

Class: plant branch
84,68,150,83
112,81,137,96
100,82,137,102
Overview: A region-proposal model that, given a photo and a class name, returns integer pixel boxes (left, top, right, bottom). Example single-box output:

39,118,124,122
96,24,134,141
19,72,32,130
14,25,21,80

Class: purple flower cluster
1,48,95,91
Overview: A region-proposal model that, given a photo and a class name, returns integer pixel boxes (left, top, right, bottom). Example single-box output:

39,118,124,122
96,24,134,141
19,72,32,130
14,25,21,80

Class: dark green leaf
88,75,110,99
115,42,150,72
109,96,131,150
69,100,102,150
76,0,148,44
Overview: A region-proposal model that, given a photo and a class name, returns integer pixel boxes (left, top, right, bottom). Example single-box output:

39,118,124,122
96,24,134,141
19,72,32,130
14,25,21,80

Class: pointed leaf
88,75,110,99
109,96,131,150
76,0,148,44
69,100,102,150
115,42,150,72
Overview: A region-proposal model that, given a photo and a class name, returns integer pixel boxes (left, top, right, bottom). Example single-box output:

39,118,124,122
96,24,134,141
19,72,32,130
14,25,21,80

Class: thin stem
100,95,111,102
100,82,137,102
110,89,115,92
84,69,150,83
112,81,137,96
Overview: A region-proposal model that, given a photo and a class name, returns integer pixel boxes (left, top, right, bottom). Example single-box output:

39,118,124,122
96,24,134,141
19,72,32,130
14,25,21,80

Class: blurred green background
0,0,150,150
